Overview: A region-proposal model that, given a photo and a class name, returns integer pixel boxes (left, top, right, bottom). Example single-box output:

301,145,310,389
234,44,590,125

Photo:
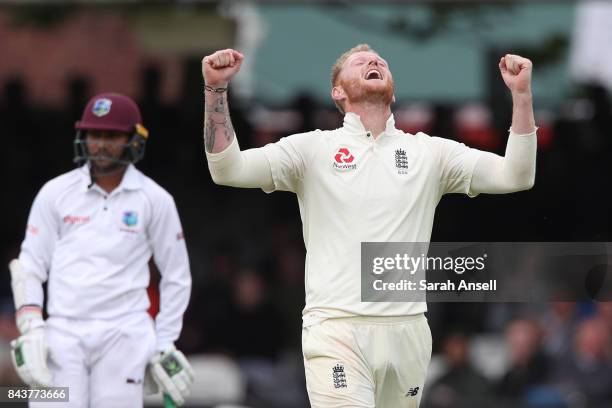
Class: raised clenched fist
499,54,533,95
202,49,244,88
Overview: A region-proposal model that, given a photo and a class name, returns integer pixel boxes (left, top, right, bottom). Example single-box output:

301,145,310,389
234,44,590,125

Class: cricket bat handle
163,393,176,408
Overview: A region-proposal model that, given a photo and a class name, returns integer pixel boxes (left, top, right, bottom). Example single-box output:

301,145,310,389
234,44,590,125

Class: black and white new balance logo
332,363,347,389
395,149,409,174
405,387,419,397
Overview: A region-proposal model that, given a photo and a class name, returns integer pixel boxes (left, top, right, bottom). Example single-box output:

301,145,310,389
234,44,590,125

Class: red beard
340,75,394,107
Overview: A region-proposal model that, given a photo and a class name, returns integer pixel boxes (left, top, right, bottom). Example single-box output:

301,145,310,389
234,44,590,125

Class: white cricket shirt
18,164,191,350
262,113,482,326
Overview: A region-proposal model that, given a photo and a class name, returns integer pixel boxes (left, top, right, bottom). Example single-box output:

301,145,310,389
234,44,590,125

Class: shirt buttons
366,132,371,138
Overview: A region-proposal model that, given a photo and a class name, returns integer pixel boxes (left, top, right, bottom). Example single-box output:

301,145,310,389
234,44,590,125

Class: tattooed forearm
204,115,217,153
204,91,235,154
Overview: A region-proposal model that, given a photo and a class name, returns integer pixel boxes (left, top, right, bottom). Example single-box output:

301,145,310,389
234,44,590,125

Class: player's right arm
9,183,57,387
202,49,275,191
13,184,58,331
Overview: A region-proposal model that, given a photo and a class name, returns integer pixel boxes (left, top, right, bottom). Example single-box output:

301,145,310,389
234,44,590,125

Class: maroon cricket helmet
75,93,142,133
73,93,149,166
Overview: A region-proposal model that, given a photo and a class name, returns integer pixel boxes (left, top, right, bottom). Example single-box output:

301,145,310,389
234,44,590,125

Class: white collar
79,163,143,193
342,112,397,136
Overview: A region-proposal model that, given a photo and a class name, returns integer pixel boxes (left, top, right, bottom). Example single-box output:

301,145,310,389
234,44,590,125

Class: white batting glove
145,345,194,406
10,327,52,387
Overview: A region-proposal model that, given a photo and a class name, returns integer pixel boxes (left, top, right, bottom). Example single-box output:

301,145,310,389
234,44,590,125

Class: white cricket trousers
302,314,432,408
31,312,156,408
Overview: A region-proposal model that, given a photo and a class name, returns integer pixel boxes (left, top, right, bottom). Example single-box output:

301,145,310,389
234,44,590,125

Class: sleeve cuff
508,127,538,137
155,339,175,353
205,135,240,170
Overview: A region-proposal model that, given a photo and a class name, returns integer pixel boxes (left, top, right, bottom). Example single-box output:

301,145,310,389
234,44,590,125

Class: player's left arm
469,54,537,195
148,194,191,351
146,193,194,405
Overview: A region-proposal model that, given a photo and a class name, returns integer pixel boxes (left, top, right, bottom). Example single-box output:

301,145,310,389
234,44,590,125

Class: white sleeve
260,131,315,193
17,183,59,307
430,136,483,197
206,136,274,191
469,129,537,195
206,131,316,194
148,194,191,352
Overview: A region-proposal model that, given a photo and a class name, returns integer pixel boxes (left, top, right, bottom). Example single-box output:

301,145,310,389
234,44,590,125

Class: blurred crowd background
0,1,611,407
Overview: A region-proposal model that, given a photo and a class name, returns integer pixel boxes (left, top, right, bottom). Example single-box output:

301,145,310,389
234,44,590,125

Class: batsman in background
202,46,536,407
10,93,194,407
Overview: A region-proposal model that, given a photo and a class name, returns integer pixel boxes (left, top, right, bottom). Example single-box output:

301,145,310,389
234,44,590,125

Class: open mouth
365,69,382,80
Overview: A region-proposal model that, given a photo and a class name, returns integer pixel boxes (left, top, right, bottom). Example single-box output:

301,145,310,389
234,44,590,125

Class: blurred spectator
424,332,492,408
553,317,612,408
541,302,580,358
497,319,553,406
